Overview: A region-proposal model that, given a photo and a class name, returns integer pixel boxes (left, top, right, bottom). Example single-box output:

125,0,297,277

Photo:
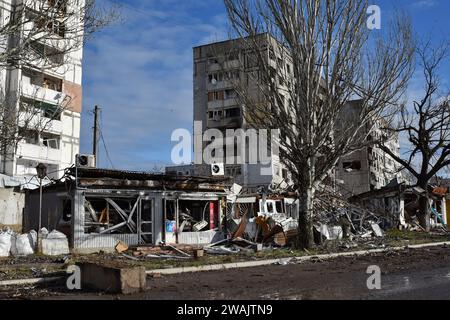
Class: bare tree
0,0,120,69
379,42,450,231
224,0,414,248
0,0,119,172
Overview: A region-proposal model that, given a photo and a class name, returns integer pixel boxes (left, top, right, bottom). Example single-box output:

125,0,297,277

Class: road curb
0,242,447,286
0,277,63,287
146,241,449,276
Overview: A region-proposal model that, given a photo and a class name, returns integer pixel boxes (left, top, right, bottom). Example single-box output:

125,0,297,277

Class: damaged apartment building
336,100,403,199
167,34,291,193
167,35,402,198
0,0,84,229
24,167,231,253
0,0,83,180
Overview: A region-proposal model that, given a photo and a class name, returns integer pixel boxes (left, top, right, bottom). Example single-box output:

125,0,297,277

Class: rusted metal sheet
433,187,448,197
232,215,248,239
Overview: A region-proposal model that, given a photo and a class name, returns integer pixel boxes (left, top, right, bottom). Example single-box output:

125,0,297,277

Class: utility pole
93,105,100,167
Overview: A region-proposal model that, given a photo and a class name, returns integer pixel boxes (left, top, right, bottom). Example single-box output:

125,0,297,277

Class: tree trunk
297,188,315,250
418,194,431,232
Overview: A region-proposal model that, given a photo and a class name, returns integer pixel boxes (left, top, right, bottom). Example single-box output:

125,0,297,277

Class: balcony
21,80,66,106
18,112,63,135
207,116,242,129
224,60,241,69
208,63,222,73
208,98,239,110
206,80,234,92
16,142,61,163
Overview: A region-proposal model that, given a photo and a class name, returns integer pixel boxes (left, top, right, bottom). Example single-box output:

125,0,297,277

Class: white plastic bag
11,234,34,256
42,230,69,256
29,230,37,249
0,232,12,257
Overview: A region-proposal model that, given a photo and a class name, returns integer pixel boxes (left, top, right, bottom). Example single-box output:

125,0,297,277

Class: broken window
343,161,362,171
267,202,274,214
43,76,63,91
209,110,223,121
225,107,240,118
224,89,237,100
276,201,283,214
83,197,144,239
227,51,239,61
19,128,39,145
178,200,214,233
41,131,60,148
208,58,219,65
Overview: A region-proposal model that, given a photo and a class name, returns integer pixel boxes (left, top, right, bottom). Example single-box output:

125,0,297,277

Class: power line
100,127,115,169
98,109,115,169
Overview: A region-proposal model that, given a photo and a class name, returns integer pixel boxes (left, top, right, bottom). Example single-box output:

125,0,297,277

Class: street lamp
36,163,47,253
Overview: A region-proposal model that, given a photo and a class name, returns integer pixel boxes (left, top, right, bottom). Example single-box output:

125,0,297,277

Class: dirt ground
1,245,450,300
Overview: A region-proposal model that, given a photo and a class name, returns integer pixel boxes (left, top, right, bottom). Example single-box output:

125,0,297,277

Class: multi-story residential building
0,0,83,180
169,36,400,196
336,100,402,198
189,35,290,192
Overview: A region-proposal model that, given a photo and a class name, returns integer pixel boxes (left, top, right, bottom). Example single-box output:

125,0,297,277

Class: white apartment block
0,0,83,180
191,35,288,192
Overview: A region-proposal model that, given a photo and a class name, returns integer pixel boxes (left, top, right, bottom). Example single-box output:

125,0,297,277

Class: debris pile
314,192,388,241
130,244,194,260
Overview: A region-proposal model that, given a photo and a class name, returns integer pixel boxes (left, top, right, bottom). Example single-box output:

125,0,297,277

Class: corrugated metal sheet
178,231,225,245
74,234,140,250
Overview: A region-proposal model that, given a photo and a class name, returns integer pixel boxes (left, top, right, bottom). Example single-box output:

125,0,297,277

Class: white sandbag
29,230,37,249
11,234,34,256
39,228,49,239
0,232,12,257
328,226,344,240
41,230,69,256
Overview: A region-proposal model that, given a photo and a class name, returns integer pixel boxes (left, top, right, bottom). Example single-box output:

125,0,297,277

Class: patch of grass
385,229,450,245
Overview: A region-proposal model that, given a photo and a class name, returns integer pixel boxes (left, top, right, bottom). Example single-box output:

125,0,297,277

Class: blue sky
80,0,450,171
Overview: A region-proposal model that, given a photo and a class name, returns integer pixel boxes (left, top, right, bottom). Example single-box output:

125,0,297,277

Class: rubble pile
314,192,389,240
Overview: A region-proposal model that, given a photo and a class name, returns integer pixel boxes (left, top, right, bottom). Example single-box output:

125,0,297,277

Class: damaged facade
336,100,403,199
0,0,84,180
168,35,291,193
349,180,449,231
24,168,230,253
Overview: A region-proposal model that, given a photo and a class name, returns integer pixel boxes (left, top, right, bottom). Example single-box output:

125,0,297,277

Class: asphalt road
129,246,450,300
3,245,450,300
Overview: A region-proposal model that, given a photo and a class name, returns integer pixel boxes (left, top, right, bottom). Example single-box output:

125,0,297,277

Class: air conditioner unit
76,154,96,168
211,163,225,176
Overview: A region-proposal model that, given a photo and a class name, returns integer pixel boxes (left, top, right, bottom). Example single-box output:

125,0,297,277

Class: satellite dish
211,78,217,85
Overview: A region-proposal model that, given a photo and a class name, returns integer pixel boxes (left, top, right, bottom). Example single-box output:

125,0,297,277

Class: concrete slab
78,263,146,294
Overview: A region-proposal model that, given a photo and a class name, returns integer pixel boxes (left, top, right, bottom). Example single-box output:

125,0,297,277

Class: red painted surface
210,202,216,230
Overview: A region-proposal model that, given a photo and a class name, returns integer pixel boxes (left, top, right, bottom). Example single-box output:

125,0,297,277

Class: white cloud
81,1,228,171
